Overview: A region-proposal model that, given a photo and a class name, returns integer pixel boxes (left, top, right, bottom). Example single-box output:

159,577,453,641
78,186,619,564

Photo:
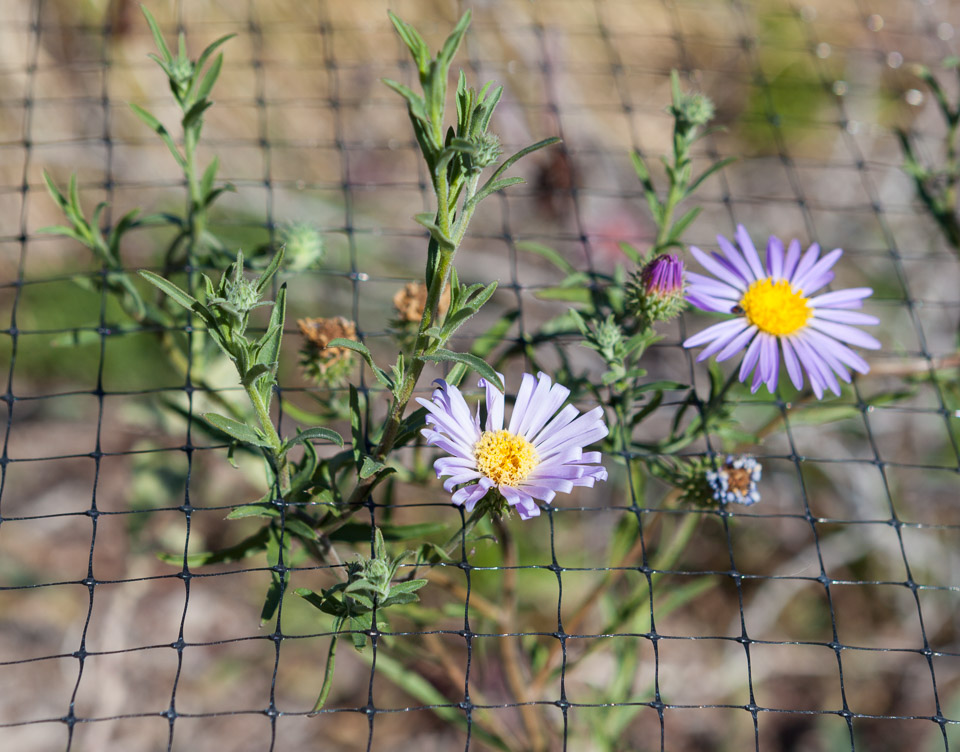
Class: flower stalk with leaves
897,58,960,254
317,10,559,525
39,7,242,420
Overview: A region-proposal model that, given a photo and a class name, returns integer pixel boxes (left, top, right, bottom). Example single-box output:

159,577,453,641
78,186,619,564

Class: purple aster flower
642,253,685,295
682,225,881,398
416,372,609,520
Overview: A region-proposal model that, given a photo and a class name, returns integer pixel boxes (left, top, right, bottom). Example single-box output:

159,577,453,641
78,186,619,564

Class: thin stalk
494,518,548,752
183,126,207,256
324,178,482,528
653,178,684,253
243,379,291,495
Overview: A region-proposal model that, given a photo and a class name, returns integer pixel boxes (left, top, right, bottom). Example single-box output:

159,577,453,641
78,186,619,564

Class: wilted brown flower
392,281,451,324
297,316,357,381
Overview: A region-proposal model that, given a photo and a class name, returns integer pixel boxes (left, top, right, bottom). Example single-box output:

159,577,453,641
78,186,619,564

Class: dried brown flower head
392,281,451,324
297,316,357,379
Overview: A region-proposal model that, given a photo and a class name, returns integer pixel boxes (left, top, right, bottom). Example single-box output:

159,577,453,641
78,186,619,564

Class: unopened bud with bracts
673,91,715,129
279,222,325,272
627,253,686,329
224,275,262,316
471,133,502,170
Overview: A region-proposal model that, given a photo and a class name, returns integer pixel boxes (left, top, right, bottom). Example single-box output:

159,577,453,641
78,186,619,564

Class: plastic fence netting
1,0,959,750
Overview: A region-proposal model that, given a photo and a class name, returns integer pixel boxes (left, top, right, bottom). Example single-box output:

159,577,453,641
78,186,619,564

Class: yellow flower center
473,430,539,486
739,278,811,336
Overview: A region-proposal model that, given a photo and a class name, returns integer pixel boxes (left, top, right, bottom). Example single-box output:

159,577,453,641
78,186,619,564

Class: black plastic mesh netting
2,0,960,750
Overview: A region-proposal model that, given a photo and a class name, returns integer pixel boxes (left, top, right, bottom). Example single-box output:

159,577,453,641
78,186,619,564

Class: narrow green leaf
786,405,862,426
201,412,270,447
241,363,274,388
419,348,503,392
394,406,429,448
359,456,385,480
258,284,286,409
413,212,455,250
386,11,430,73
226,503,280,520
35,225,88,245
438,307,478,340
635,380,687,392
202,184,235,209
182,99,213,130
517,241,576,274
467,176,524,207
329,521,448,545
200,155,220,200
196,33,236,73
129,103,185,167
349,386,363,466
157,527,270,567
666,206,702,245
631,151,662,222
534,286,592,304
687,156,736,195
284,517,318,541
470,309,518,360
194,50,225,102
295,587,327,611
327,338,393,389
382,78,431,125
284,426,345,450
310,634,338,713
138,269,198,310
141,6,173,63
618,241,644,265
438,10,472,70
380,592,421,607
41,170,69,211
261,572,284,624
387,579,428,596
255,247,285,294
484,137,560,186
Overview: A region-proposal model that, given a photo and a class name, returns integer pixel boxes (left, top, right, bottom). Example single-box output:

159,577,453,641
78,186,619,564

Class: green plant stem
323,178,482,529
653,178,684,253
243,379,291,494
183,127,207,256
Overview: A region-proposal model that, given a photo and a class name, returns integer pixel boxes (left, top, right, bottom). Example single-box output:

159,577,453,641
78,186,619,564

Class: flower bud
279,222,325,272
627,253,686,328
595,315,623,352
673,91,715,129
169,57,194,97
224,276,262,316
472,133,503,169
